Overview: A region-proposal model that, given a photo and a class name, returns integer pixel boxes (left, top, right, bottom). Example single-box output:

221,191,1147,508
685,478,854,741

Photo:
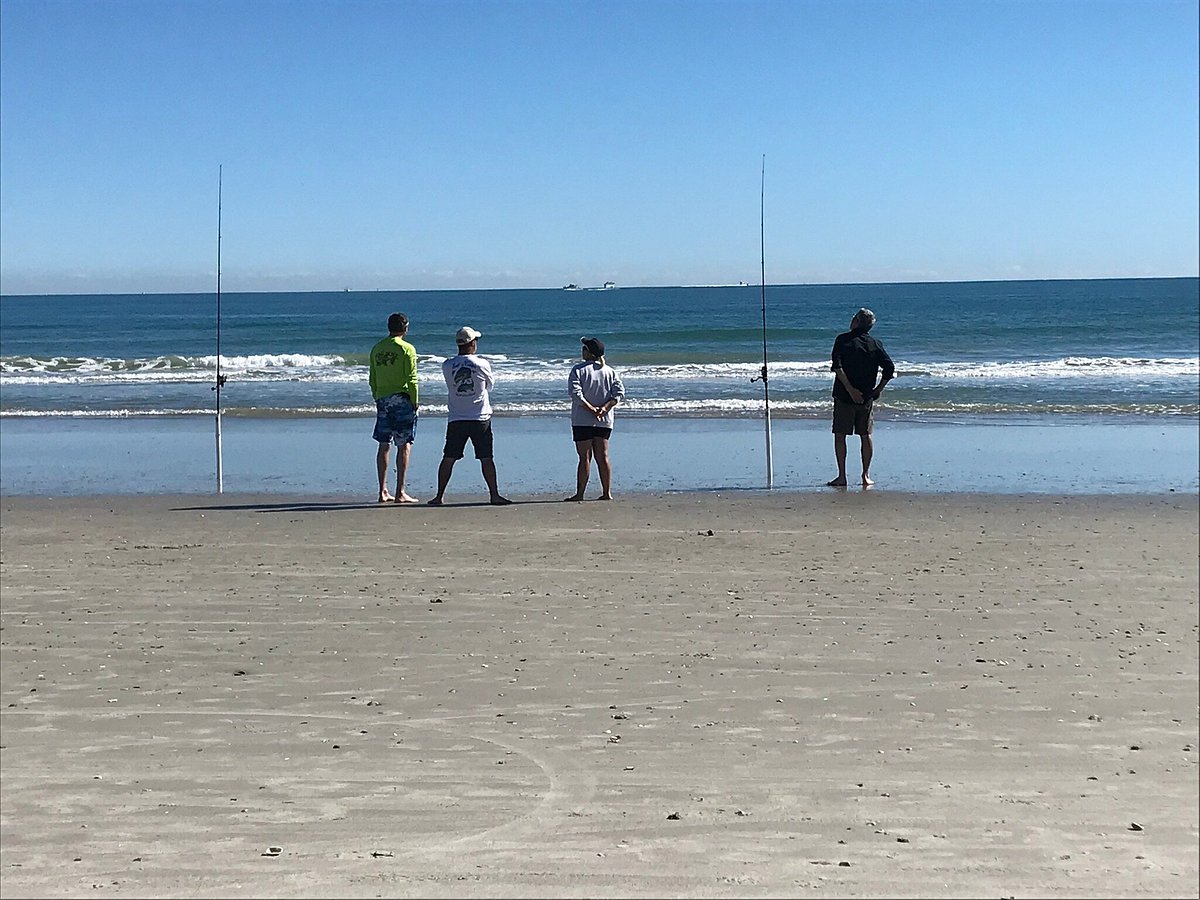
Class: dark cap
581,336,605,357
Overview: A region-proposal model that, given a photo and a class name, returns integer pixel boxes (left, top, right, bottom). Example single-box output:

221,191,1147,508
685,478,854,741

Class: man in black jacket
828,308,895,487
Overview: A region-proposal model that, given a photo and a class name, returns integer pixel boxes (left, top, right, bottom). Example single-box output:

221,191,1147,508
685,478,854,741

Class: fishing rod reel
750,364,768,384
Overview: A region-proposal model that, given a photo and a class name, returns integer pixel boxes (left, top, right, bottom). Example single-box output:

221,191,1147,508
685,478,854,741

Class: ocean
2,278,1198,495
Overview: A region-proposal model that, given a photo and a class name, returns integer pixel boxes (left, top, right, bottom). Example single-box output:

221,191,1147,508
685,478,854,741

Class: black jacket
830,328,895,402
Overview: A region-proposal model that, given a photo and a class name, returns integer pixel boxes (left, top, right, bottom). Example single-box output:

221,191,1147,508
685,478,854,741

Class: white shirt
443,353,494,422
568,358,625,428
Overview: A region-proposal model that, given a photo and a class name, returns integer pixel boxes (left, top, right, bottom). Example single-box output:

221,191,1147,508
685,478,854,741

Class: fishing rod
213,165,226,493
750,155,774,488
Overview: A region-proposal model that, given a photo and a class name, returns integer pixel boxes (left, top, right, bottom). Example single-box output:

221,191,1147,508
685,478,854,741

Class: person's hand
848,387,864,404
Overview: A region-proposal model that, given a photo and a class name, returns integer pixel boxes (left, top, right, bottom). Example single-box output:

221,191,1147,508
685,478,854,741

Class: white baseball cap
456,326,483,345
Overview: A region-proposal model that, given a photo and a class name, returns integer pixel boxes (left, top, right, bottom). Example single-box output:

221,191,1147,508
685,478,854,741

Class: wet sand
1,491,1197,898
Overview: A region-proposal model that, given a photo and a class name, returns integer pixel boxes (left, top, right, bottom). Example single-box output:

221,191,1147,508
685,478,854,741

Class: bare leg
566,442,592,500
593,437,613,499
427,457,455,505
828,433,848,486
860,434,874,486
376,442,394,502
481,459,511,505
394,442,418,502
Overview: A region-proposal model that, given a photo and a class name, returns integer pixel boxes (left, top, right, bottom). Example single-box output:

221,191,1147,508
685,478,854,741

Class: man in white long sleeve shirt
566,336,625,501
427,326,512,506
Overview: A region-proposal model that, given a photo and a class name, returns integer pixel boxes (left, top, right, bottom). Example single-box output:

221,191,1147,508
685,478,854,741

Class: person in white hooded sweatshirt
565,336,625,501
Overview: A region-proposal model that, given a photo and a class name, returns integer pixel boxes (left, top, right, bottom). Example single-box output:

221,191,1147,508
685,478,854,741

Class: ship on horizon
563,281,617,291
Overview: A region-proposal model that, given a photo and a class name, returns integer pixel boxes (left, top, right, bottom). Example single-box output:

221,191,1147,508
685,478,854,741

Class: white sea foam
5,398,1195,419
0,352,350,381
192,353,350,369
905,357,1200,380
0,407,217,417
2,353,1196,388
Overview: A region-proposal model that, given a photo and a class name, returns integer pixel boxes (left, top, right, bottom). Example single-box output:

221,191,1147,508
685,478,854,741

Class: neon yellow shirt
368,335,419,403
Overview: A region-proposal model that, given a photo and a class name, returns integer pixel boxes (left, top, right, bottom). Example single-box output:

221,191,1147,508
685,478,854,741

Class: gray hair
853,308,876,331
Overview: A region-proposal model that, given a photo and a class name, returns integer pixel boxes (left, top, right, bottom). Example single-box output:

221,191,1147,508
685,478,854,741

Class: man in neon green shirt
369,312,420,503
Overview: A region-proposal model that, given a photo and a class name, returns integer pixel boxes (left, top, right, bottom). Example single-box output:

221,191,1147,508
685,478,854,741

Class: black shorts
572,425,613,442
443,419,494,460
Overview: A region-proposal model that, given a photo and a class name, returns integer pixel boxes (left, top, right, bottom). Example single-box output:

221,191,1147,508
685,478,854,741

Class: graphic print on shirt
451,362,476,396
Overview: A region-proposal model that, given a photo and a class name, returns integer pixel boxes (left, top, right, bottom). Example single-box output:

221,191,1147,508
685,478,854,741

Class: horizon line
2,273,1197,299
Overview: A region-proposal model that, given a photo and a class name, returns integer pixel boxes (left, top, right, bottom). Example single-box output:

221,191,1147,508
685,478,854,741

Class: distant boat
565,281,617,291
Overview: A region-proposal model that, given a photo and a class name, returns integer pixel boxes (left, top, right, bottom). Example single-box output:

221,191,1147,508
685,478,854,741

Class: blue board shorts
373,393,417,445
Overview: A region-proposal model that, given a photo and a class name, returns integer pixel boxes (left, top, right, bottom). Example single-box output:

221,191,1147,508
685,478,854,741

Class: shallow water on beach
1,415,1196,497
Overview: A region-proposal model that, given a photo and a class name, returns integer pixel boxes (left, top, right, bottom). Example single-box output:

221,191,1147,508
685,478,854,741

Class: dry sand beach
1,490,1197,899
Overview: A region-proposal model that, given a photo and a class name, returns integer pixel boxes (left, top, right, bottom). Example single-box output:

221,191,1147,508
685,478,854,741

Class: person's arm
368,359,378,398
831,337,864,404
569,365,600,415
834,367,864,404
871,347,895,400
596,369,625,418
403,344,419,408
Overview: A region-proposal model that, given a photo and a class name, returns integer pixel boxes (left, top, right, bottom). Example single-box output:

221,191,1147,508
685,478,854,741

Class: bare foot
825,477,847,487
861,476,874,487
563,494,584,502
378,492,394,503
426,497,443,506
396,493,419,503
490,495,513,506
597,494,613,501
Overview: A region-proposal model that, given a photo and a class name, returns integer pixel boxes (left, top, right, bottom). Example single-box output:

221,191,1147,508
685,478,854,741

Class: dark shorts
443,419,494,460
373,393,417,445
572,425,613,442
832,398,873,435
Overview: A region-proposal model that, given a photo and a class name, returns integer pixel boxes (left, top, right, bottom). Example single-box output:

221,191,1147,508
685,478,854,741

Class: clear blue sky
1,0,1197,294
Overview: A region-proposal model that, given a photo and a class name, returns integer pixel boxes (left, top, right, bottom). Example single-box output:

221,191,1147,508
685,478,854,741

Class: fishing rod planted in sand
750,155,774,488
213,165,227,493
